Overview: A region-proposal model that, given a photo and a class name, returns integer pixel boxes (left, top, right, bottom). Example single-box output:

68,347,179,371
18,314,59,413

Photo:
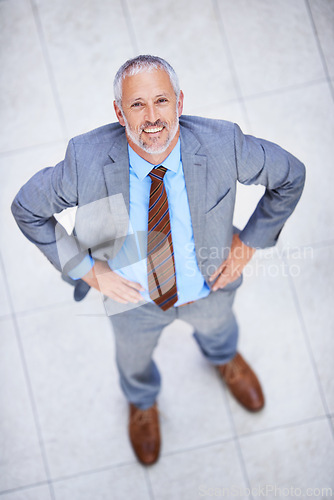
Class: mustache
140,120,167,131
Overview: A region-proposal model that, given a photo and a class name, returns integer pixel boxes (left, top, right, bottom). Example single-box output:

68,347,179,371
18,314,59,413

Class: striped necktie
147,166,178,310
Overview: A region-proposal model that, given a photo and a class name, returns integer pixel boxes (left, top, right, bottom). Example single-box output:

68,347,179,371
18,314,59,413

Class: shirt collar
128,139,181,181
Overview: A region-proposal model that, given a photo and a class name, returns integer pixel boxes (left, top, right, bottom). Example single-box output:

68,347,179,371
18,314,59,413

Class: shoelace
131,406,159,427
222,356,245,383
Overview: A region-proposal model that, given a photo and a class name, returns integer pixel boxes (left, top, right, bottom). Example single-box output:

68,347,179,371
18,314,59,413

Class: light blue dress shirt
69,139,210,306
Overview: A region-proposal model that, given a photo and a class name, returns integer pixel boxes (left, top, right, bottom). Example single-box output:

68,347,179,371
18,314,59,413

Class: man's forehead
122,69,174,97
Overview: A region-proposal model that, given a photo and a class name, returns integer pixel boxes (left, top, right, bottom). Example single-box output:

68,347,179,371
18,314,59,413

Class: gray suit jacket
11,115,305,288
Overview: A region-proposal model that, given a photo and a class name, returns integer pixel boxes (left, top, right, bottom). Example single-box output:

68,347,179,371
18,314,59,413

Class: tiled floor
1,0,334,499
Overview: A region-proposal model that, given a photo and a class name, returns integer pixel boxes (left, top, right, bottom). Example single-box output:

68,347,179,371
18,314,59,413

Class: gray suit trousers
109,288,238,409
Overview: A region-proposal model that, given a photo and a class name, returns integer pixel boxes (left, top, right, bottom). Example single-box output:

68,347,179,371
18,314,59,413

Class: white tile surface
245,81,334,248
240,419,334,493
233,182,265,234
0,484,52,500
148,441,248,500
34,0,134,138
287,245,334,413
0,0,63,152
217,0,325,96
0,253,11,317
1,0,333,489
231,254,325,434
198,99,249,132
154,320,234,454
309,0,334,79
17,302,133,478
53,465,149,500
127,0,238,114
0,319,47,491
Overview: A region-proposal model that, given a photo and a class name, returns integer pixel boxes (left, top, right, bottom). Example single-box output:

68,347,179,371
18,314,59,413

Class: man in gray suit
12,55,305,466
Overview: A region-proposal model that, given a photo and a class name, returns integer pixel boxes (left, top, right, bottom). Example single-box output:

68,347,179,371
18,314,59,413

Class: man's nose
145,104,159,124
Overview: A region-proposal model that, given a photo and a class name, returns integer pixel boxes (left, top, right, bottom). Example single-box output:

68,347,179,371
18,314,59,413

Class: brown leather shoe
218,353,265,411
128,402,160,465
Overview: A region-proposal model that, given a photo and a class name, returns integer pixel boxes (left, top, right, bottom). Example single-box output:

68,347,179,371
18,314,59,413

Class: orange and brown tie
147,166,178,310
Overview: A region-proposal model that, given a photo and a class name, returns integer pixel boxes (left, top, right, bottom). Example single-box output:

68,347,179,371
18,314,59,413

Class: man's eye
131,102,143,108
157,98,168,103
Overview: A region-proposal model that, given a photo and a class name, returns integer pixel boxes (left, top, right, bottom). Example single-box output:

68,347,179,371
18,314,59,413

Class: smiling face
113,68,184,164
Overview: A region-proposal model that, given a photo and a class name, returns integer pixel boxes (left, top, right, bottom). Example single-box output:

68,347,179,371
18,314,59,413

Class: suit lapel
103,131,130,211
99,131,131,244
180,126,208,266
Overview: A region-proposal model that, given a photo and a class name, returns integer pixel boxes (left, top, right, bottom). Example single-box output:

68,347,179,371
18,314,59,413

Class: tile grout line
144,469,155,500
160,414,332,456
284,255,334,441
29,0,68,141
0,413,331,497
211,0,252,133
191,77,329,120
120,0,139,56
236,414,332,440
0,253,56,500
217,385,255,499
240,77,329,103
0,482,50,498
304,0,334,103
0,139,66,159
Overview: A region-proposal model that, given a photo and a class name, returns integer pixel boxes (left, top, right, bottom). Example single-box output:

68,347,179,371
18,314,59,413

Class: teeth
144,126,163,133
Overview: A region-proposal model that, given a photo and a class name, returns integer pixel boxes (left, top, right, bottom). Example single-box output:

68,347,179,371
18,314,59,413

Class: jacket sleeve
234,124,306,249
11,139,89,274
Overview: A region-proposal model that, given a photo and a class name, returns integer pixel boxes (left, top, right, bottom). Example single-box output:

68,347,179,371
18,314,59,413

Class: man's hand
209,234,256,291
82,260,145,304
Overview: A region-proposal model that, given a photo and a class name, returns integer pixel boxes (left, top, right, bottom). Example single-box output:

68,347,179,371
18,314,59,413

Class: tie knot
149,166,167,182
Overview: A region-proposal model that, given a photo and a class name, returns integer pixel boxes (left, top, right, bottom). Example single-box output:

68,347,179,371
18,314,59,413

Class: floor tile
240,419,334,494
1,0,333,492
198,99,249,132
231,254,325,434
0,318,47,491
217,0,325,96
148,441,248,500
0,253,11,317
245,81,334,248
0,0,63,152
53,465,149,500
34,0,133,138
16,303,133,478
309,0,334,79
2,228,75,314
154,320,234,454
233,182,265,235
287,245,334,413
127,0,238,114
0,484,52,500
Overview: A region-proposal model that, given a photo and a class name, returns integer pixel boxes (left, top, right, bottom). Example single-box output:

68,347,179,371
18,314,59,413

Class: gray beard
123,114,179,155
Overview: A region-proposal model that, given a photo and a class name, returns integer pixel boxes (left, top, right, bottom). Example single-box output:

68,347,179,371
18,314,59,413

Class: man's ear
177,90,184,117
113,101,125,126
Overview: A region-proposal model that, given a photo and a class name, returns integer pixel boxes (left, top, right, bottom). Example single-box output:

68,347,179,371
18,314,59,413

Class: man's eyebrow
129,97,144,103
128,93,171,103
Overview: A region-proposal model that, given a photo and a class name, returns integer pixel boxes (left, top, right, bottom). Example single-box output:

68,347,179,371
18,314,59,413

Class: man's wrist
92,260,112,276
232,234,256,260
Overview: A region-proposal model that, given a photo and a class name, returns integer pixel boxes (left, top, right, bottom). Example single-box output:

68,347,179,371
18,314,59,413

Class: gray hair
113,55,180,109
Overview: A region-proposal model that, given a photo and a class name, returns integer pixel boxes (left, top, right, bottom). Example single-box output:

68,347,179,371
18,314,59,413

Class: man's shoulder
179,115,236,152
179,115,235,134
71,122,125,145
